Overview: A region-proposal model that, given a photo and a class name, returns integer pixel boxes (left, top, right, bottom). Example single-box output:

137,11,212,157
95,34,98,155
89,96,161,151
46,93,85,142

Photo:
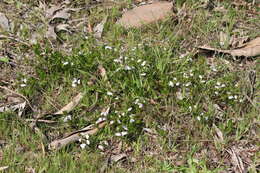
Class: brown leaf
213,124,224,142
54,92,84,115
0,13,10,31
93,17,107,38
199,37,260,57
48,121,106,150
110,153,127,163
117,2,173,28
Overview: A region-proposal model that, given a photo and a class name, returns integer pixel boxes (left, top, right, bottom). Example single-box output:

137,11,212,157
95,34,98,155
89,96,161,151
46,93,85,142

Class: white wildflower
110,120,115,125
127,107,133,112
115,132,121,136
121,131,128,136
20,84,27,87
98,145,104,151
107,91,113,96
137,103,143,108
130,119,135,123
80,143,87,149
105,46,112,50
140,73,146,76
124,65,132,70
196,116,201,121
141,61,146,66
176,82,180,86
199,75,203,79
86,140,90,145
185,82,191,87
168,81,174,87
228,96,234,100
63,115,72,122
63,61,69,65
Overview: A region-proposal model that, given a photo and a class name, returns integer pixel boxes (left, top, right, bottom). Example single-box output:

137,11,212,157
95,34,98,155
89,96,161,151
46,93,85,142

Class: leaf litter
199,36,260,57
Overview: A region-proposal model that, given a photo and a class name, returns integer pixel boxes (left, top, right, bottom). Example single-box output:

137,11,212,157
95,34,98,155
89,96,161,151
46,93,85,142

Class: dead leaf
117,1,173,28
54,92,84,115
94,17,107,38
213,124,224,142
110,153,127,163
199,37,260,57
219,31,228,47
46,26,57,40
0,13,10,31
48,121,106,150
51,8,71,22
98,65,107,80
56,24,71,33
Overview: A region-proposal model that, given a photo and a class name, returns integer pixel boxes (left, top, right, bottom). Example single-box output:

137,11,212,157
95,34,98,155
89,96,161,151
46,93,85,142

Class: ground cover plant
0,0,259,172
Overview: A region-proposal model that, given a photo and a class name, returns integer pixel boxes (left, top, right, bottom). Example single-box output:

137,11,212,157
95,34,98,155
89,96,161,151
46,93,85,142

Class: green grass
0,0,259,172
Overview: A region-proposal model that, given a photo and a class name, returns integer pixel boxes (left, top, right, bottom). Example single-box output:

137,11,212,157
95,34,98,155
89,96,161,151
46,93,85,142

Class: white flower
122,126,128,130
228,96,234,99
130,119,135,123
22,78,27,83
173,77,177,81
98,145,104,151
137,59,142,63
185,82,191,87
115,132,121,136
189,106,192,111
215,91,219,95
86,140,90,145
110,120,115,125
80,143,87,149
200,80,206,83
221,84,226,88
134,99,140,104
107,91,113,96
137,103,143,108
199,75,203,79
84,134,89,140
124,65,132,70
20,84,27,87
121,131,128,136
168,81,174,87
196,116,201,121
96,117,106,124
216,82,221,86
63,61,69,65
141,61,146,66
176,82,180,86
105,46,112,50
140,73,146,76
103,141,109,146
63,115,72,122
78,138,82,142
234,95,238,99
101,107,110,116
127,107,133,112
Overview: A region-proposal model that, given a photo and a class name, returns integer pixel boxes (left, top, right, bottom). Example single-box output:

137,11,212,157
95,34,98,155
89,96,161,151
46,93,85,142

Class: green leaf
0,57,9,63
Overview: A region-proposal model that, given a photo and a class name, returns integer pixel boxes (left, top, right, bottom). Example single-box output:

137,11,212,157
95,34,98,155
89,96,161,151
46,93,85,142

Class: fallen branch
48,121,106,150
